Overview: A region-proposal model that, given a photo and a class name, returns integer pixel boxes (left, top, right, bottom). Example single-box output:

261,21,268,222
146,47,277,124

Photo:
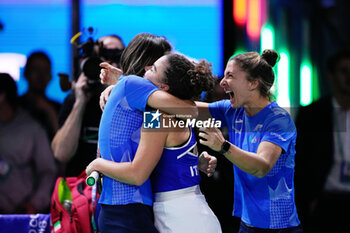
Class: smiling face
220,59,256,108
143,55,169,91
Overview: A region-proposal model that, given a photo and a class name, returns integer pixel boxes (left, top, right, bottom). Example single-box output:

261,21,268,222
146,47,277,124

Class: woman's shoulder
117,74,142,85
265,103,296,130
123,75,157,89
270,104,291,118
210,99,231,107
209,99,235,114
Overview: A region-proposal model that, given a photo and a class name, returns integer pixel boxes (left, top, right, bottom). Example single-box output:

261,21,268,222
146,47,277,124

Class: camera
60,27,124,92
76,36,103,90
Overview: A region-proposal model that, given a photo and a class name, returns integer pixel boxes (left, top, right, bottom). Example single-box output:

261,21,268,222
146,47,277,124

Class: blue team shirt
98,75,159,206
150,128,201,193
209,100,300,229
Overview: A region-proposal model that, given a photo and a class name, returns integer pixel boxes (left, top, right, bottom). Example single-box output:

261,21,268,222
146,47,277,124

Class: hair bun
261,49,279,67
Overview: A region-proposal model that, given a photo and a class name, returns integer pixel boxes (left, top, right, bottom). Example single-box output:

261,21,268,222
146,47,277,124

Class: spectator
20,51,61,140
0,73,56,214
97,35,125,69
51,35,125,177
295,49,350,233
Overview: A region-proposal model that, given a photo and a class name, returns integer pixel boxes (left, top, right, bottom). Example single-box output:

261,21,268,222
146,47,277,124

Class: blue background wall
0,0,222,103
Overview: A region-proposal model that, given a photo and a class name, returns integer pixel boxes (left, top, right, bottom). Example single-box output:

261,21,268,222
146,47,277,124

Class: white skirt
153,185,222,233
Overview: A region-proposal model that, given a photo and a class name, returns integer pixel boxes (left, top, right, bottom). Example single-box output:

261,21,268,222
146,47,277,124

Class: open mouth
225,90,234,99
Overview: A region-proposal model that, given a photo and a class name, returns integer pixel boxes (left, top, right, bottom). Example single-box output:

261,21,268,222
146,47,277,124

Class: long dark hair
120,33,172,77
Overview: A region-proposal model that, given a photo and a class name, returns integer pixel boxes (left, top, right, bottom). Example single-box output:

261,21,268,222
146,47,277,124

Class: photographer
51,34,125,176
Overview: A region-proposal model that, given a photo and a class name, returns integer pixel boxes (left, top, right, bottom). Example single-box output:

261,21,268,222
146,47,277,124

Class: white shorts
153,185,222,233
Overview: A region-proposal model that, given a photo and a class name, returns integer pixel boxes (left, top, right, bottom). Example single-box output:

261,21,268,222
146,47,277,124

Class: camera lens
80,56,103,88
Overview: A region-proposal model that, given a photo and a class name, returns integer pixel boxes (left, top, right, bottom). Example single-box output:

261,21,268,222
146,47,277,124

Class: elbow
53,150,69,163
116,164,149,186
128,172,148,186
132,175,148,186
133,180,144,186
51,142,68,163
253,171,267,178
51,141,60,160
251,165,272,178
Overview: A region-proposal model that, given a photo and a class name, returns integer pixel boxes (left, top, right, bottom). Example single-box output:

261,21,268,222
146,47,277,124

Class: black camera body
74,37,103,91
74,29,123,91
59,28,124,92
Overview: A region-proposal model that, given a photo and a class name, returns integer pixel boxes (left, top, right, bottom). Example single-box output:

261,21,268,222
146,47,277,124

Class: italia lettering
190,165,199,176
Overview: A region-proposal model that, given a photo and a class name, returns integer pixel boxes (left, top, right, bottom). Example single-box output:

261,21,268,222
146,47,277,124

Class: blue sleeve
124,75,159,112
261,114,297,153
208,100,231,127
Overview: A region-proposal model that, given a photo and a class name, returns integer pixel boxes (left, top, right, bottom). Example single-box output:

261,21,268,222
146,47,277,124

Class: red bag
50,171,99,233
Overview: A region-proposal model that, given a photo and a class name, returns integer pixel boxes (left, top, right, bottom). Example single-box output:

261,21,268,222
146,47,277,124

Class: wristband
219,140,231,154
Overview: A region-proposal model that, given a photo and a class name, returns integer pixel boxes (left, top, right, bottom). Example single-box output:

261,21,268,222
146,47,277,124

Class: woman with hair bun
197,49,303,232
87,53,222,233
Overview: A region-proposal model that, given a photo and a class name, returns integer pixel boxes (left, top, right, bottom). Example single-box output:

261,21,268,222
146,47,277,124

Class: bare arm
148,92,216,121
51,74,90,163
199,127,281,178
98,65,212,119
146,91,198,119
222,141,281,178
195,101,212,121
86,128,167,186
147,91,217,120
101,88,202,119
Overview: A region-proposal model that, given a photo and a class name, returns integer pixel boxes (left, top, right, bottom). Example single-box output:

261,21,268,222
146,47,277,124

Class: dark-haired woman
197,50,302,232
91,32,171,233
87,53,222,233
